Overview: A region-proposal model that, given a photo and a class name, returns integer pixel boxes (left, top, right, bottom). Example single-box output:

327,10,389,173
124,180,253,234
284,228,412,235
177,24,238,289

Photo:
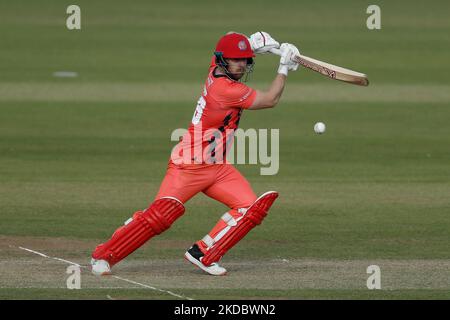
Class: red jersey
171,58,257,165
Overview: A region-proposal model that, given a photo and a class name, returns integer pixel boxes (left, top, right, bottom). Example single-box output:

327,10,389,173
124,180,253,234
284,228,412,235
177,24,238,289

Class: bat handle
269,48,282,56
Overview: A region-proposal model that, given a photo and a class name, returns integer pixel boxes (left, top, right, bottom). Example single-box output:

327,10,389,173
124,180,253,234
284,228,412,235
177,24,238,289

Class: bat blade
269,48,369,86
293,54,369,86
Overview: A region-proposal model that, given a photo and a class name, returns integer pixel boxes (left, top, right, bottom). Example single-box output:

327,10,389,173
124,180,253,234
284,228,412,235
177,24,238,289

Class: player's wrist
277,65,289,76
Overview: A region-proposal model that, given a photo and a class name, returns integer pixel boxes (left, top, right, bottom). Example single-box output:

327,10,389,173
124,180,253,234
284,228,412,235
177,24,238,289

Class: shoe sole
184,252,227,276
91,268,112,276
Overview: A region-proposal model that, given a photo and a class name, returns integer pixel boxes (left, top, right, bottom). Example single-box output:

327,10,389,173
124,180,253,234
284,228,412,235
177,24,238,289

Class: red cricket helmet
214,33,255,58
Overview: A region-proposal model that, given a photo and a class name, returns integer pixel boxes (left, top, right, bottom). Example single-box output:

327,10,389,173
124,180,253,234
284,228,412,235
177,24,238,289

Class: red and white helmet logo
238,40,247,51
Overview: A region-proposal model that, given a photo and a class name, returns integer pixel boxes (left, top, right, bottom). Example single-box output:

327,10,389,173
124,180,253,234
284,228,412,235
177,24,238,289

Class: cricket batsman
91,31,300,276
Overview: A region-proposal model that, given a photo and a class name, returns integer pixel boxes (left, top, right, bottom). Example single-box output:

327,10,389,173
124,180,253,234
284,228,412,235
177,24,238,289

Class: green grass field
1,0,449,300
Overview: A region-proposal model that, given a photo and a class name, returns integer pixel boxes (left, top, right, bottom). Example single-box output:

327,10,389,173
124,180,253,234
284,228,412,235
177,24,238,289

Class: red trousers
156,162,258,251
156,162,257,209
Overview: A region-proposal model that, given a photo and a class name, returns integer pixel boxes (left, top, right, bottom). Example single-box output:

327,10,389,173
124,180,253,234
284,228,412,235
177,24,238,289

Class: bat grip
269,48,282,56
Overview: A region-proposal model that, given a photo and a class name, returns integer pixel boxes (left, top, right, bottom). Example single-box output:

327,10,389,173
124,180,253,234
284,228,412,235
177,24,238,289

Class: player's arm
249,43,300,110
248,74,286,110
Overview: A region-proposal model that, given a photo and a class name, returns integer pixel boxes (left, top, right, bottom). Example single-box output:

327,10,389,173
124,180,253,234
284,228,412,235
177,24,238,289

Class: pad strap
201,191,278,266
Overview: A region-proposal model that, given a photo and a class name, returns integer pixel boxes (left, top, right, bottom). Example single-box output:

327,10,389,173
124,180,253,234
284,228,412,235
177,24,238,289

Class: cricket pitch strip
1,236,449,300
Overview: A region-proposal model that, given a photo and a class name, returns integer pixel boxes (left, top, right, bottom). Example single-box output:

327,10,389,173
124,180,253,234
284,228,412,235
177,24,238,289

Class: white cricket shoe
184,244,227,276
91,258,112,276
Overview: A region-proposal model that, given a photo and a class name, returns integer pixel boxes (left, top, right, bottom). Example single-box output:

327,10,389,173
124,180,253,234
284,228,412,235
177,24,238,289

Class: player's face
225,58,248,80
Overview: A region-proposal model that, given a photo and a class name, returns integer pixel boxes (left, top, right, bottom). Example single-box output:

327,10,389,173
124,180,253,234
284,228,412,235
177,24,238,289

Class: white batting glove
277,43,300,76
248,31,280,54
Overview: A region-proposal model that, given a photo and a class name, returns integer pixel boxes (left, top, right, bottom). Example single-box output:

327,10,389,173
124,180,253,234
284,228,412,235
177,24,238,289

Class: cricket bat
270,48,369,86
